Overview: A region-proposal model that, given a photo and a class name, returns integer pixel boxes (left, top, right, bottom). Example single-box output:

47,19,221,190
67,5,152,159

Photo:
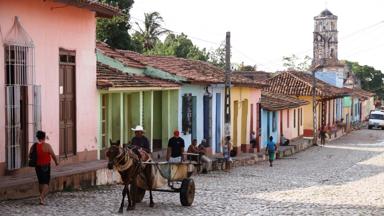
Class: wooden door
59,59,76,157
297,108,301,136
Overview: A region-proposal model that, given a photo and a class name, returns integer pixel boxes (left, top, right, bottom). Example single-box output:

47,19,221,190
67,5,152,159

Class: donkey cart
133,161,196,206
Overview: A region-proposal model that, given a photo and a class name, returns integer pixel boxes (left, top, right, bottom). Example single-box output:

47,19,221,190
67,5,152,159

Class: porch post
150,91,154,152
107,94,112,144
140,91,143,126
120,92,124,145
97,94,102,160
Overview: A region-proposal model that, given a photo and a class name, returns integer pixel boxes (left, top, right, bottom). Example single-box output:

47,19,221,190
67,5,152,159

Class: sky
130,0,384,72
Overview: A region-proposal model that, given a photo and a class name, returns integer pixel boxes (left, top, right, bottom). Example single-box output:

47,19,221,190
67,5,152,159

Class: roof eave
52,0,121,18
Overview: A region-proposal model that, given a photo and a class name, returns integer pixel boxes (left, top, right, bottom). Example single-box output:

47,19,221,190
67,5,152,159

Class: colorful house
96,42,180,159
342,96,353,131
264,71,349,139
260,92,309,147
352,88,375,122
230,72,267,153
0,0,119,175
120,51,227,155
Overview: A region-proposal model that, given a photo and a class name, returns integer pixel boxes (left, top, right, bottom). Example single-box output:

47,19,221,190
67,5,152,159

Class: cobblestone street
1,129,384,216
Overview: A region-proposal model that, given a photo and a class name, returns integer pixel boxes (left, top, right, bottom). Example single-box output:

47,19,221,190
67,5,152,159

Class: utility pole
224,32,231,137
312,68,318,145
312,63,323,146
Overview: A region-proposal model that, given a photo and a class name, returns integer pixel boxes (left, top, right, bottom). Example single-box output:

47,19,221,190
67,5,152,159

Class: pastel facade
231,86,261,152
281,107,305,140
260,92,308,147
343,96,353,130
96,42,180,159
178,84,225,154
0,0,118,175
264,71,348,139
121,51,229,156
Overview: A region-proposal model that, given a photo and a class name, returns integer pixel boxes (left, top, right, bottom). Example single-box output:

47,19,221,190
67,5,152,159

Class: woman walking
266,136,277,167
30,130,59,205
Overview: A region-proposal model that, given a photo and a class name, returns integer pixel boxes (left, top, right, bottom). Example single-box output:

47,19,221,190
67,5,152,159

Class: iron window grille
4,17,41,170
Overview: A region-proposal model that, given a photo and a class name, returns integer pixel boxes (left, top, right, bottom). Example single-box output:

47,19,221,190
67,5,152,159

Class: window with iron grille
182,93,192,135
272,111,277,132
4,17,41,170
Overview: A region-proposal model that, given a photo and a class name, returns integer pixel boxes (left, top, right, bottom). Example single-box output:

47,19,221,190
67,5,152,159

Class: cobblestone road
2,129,384,216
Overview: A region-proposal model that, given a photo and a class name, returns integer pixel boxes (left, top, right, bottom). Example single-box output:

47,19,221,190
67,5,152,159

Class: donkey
107,140,142,213
106,140,156,213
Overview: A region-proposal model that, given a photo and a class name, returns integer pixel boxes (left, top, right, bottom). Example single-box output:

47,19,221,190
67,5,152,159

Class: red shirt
36,143,51,166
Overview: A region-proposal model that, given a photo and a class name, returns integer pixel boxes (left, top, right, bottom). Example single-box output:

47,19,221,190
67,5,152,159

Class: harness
113,148,139,172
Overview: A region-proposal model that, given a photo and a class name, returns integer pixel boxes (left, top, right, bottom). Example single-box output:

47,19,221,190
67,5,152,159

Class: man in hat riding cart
130,125,151,161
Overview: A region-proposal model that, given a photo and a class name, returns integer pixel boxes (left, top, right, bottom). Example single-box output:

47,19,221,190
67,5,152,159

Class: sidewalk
0,134,331,201
0,160,118,201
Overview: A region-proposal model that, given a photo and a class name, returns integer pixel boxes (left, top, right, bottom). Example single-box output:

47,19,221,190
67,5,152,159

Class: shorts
169,156,182,163
35,165,51,185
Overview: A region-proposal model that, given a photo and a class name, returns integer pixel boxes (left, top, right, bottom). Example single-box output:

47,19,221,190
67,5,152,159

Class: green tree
145,33,209,61
346,61,384,98
238,64,256,71
96,0,142,51
282,54,312,71
208,42,226,68
135,12,169,51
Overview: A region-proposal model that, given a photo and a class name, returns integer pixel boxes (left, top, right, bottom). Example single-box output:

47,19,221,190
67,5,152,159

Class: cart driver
131,125,151,160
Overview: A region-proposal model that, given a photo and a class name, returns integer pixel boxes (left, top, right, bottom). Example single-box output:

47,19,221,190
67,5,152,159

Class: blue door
192,96,197,141
203,95,212,145
267,112,271,138
215,93,222,153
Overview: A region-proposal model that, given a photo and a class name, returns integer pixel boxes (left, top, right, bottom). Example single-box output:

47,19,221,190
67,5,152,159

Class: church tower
313,9,338,66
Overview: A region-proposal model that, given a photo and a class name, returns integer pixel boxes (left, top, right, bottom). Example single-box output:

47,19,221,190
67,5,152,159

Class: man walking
319,126,327,146
167,130,185,163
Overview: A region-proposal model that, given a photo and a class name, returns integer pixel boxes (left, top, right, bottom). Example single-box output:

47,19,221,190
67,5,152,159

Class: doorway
215,93,222,153
59,50,77,157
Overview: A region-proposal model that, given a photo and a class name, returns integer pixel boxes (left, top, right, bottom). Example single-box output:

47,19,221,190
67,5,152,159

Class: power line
131,14,384,70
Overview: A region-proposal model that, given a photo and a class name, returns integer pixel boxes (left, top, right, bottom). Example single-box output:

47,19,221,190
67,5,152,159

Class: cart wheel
180,178,195,206
130,184,146,203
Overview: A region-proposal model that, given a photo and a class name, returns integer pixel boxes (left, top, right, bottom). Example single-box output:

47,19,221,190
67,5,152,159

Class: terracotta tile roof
119,50,225,84
261,92,309,111
118,50,267,87
264,71,349,98
52,0,121,18
233,71,273,82
231,73,269,88
351,87,375,99
97,63,180,89
96,42,146,69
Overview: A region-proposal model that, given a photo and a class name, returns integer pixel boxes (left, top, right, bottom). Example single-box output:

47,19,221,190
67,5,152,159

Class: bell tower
313,9,338,66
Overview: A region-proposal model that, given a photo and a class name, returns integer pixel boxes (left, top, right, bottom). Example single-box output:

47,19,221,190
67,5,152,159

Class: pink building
0,0,118,176
260,92,309,145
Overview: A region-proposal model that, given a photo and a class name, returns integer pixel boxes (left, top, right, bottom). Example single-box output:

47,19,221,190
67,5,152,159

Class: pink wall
0,0,98,163
282,107,304,140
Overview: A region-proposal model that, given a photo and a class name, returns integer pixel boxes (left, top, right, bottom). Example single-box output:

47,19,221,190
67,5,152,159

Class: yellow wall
343,106,352,130
300,96,321,131
230,87,261,147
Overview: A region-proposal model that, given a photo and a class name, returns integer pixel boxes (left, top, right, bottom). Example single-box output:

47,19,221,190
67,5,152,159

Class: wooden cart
133,161,196,206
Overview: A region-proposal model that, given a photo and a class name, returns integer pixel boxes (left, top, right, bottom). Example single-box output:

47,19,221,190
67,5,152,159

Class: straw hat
131,125,144,132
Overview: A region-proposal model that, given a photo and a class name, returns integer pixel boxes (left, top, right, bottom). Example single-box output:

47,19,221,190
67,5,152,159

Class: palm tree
136,12,169,50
